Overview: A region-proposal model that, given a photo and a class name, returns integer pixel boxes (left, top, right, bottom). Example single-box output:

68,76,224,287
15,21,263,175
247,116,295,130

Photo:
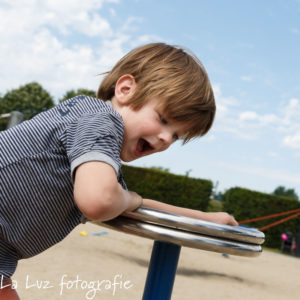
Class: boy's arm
141,199,238,226
74,161,142,221
74,161,238,226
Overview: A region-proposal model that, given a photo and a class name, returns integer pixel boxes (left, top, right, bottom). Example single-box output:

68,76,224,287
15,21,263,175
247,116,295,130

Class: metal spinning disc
94,207,264,257
124,207,265,244
99,216,262,257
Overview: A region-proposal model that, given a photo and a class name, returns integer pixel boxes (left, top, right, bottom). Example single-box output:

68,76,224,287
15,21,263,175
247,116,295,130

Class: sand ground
12,222,300,300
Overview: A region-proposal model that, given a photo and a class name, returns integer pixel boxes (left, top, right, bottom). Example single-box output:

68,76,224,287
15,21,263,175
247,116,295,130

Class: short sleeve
61,111,124,179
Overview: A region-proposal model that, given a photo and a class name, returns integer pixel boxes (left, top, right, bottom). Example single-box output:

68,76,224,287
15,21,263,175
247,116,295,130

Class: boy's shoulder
56,96,116,118
54,96,124,138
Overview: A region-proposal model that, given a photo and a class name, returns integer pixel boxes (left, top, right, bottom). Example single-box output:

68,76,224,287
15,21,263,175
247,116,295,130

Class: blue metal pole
142,241,181,300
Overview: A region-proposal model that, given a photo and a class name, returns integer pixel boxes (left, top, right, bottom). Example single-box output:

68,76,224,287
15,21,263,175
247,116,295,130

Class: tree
59,88,96,103
0,82,54,130
273,186,299,200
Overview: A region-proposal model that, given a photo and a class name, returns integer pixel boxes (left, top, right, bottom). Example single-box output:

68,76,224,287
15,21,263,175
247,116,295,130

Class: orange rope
259,212,300,231
239,208,300,224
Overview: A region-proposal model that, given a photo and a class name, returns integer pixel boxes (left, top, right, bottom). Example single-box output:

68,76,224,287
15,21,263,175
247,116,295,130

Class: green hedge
223,187,300,248
122,165,212,211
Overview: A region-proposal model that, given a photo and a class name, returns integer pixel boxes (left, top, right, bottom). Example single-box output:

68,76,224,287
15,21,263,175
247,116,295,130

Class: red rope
259,212,300,231
239,208,300,224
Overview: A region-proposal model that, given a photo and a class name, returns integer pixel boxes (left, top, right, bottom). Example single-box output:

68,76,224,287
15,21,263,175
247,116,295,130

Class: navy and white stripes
0,96,125,281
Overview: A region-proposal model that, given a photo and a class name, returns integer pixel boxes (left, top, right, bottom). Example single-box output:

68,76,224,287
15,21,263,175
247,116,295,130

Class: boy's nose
158,129,173,149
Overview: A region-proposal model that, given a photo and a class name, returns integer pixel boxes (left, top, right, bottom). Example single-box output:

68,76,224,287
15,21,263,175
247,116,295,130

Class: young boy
0,42,238,299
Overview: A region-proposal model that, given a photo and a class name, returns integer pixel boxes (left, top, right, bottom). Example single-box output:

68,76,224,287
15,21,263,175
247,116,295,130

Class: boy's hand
125,191,143,212
141,199,239,226
203,212,239,226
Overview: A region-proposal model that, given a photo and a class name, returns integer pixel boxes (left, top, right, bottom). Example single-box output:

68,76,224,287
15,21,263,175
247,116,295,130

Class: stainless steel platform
95,207,264,257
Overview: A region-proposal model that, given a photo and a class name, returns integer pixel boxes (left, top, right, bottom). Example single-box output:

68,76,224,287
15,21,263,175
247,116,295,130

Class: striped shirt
0,96,126,281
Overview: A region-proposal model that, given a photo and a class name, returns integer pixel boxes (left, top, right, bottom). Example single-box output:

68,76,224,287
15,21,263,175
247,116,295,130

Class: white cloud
283,134,300,149
260,114,278,125
213,85,279,139
109,8,117,17
213,85,300,149
0,0,115,37
214,84,239,107
130,34,163,47
213,85,260,139
236,102,299,143
239,111,258,121
213,84,239,120
218,161,300,186
241,75,252,82
212,84,252,137
41,1,113,37
268,152,278,158
290,28,299,34
0,0,159,100
278,98,300,149
238,111,278,126
283,98,300,119
203,134,216,142
237,98,300,149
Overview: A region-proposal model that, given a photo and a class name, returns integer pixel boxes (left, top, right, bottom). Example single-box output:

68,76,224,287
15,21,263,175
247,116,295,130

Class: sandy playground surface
12,222,300,300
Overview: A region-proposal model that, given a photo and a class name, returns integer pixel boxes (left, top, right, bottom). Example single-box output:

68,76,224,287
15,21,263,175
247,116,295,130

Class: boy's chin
120,152,150,162
120,153,135,162
121,157,133,162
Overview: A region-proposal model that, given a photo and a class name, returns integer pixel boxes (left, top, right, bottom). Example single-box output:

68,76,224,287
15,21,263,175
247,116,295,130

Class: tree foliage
59,88,96,103
122,165,212,211
273,186,299,200
0,82,54,130
224,187,300,249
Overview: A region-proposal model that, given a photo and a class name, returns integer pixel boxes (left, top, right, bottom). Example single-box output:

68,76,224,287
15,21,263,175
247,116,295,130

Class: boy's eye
159,114,168,124
158,113,179,141
173,133,179,140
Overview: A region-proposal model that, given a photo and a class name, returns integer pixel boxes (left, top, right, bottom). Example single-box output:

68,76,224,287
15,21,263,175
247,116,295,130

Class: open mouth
136,138,154,156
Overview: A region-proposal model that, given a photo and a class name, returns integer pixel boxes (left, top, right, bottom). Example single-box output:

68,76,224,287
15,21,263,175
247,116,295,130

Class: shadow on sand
102,250,245,283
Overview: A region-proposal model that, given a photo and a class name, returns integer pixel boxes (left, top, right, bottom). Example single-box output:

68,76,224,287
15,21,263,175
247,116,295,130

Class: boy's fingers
231,217,239,226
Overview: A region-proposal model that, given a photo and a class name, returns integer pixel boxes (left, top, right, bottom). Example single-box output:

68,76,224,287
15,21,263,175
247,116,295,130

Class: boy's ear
114,74,136,105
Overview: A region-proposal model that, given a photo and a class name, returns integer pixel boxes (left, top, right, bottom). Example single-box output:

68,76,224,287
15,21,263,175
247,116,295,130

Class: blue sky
1,0,300,197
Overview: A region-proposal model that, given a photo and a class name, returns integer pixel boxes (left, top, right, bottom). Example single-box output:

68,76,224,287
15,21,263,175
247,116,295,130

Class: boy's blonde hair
97,42,216,142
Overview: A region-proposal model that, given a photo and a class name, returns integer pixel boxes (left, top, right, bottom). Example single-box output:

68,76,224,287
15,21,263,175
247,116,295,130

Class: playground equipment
0,111,24,129
0,109,265,298
239,207,300,231
94,207,264,300
240,207,300,256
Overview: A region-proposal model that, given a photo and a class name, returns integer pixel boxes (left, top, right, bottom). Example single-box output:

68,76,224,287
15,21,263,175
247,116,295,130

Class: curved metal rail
97,207,264,257
93,206,265,299
125,207,265,245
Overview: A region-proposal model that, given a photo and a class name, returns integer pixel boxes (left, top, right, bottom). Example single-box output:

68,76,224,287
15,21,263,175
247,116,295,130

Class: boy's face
117,98,187,162
112,74,187,162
